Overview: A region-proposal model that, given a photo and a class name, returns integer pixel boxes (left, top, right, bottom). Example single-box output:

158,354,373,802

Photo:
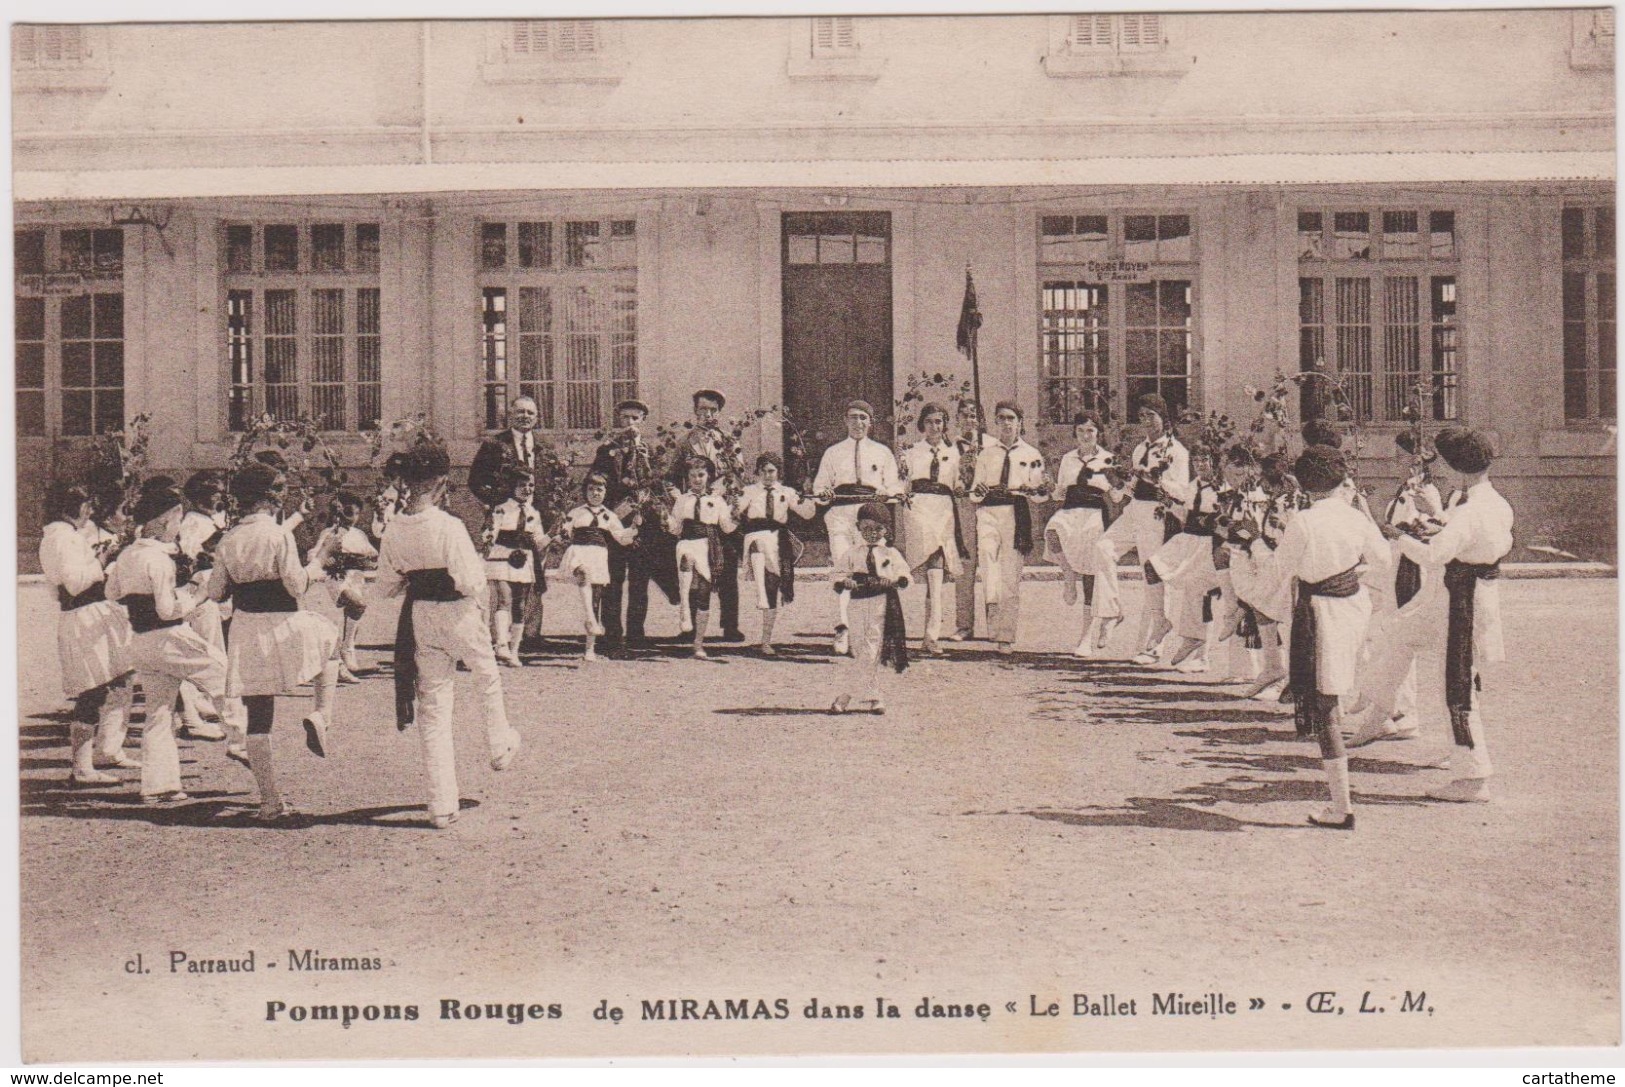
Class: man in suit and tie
469,395,541,508
469,395,544,645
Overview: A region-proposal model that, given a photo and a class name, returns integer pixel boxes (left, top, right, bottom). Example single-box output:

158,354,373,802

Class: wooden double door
780,212,893,492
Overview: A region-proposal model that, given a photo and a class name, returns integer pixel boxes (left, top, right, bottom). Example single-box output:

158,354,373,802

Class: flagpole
970,323,981,416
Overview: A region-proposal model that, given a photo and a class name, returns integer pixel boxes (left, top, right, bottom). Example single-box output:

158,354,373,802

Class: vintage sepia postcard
9,4,1619,1064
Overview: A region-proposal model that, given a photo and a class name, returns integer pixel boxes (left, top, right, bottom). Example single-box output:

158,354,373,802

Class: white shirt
812,437,903,496
1397,479,1514,568
376,506,488,601
736,483,814,524
832,540,912,588
666,492,737,534
107,537,206,621
899,440,961,489
564,504,637,546
1271,494,1392,590
40,520,106,597
1127,435,1192,503
1386,479,1445,529
1052,447,1116,499
206,512,312,603
177,510,225,561
972,438,1045,497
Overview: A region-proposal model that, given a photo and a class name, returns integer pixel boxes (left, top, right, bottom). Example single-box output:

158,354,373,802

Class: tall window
1297,208,1460,424
1563,205,1616,422
222,222,382,433
14,227,125,438
479,218,638,431
1039,212,1197,424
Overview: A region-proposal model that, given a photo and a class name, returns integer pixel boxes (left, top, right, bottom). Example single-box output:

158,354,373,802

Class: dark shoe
1307,811,1355,830
720,629,747,643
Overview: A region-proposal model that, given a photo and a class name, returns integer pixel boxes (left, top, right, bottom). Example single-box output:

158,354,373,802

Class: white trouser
1092,499,1166,621
976,505,1023,644
841,594,888,703
411,599,513,821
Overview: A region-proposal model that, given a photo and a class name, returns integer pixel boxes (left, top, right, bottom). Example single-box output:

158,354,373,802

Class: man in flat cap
591,398,662,653
812,399,903,655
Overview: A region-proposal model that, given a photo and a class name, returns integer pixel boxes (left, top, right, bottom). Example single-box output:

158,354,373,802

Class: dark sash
831,483,879,506
980,491,1033,555
1062,483,1109,511
680,517,724,579
847,577,910,674
1444,559,1502,744
58,582,107,612
393,568,463,730
230,579,298,613
572,526,610,548
1289,565,1362,738
1395,556,1422,608
123,594,182,634
1235,601,1263,649
1132,480,1160,501
494,528,532,549
908,482,966,567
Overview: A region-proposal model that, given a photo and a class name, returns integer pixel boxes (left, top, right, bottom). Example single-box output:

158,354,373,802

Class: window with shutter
1045,13,1185,75
487,19,623,82
811,16,859,57
1571,9,1614,68
13,24,109,87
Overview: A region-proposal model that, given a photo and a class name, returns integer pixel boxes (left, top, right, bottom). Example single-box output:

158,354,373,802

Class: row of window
12,207,1615,440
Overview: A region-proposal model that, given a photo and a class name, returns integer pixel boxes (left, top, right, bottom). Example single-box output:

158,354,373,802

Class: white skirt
1100,498,1169,567
56,600,132,697
485,552,536,584
1150,532,1220,592
1229,546,1293,625
225,609,338,697
675,537,713,584
128,624,228,698
742,528,783,578
1310,591,1374,696
1043,507,1106,574
561,543,611,587
901,493,961,576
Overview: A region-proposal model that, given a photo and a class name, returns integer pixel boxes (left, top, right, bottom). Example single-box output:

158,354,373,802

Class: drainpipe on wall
420,22,433,166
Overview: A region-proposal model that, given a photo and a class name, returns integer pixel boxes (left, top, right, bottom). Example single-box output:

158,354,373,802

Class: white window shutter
14,26,38,67
1119,14,1162,52
1070,15,1115,50
812,16,858,56
1594,9,1615,44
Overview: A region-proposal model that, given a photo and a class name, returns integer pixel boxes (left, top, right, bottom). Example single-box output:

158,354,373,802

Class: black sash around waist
58,582,107,612
1395,555,1422,608
1132,480,1161,501
1182,513,1218,538
1062,484,1110,511
122,593,182,634
911,480,954,497
394,568,462,730
739,517,783,536
679,520,716,541
493,528,533,549
1289,565,1363,737
572,526,610,548
1444,559,1502,726
978,490,1034,555
230,578,298,613
830,483,879,506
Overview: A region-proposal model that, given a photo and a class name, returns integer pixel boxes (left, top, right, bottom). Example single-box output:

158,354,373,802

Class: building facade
12,13,1617,562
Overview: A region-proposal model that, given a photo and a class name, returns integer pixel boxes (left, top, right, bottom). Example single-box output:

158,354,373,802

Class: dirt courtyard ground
14,575,1620,1061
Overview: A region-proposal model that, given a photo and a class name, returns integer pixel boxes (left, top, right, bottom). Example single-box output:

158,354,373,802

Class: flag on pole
956,267,982,358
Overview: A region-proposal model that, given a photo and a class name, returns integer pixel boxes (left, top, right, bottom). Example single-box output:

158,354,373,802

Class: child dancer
667,456,737,659
206,464,342,820
1151,445,1223,673
40,483,136,785
169,473,230,741
1209,447,1262,685
1043,412,1118,657
310,492,378,683
104,484,229,805
1092,394,1190,661
1271,445,1391,829
377,444,521,829
1228,452,1300,700
1386,427,1512,802
560,471,637,663
829,503,911,714
898,404,964,656
484,467,549,667
1344,432,1446,746
735,452,814,656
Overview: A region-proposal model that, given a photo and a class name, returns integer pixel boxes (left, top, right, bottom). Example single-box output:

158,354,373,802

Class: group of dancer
39,383,1514,830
